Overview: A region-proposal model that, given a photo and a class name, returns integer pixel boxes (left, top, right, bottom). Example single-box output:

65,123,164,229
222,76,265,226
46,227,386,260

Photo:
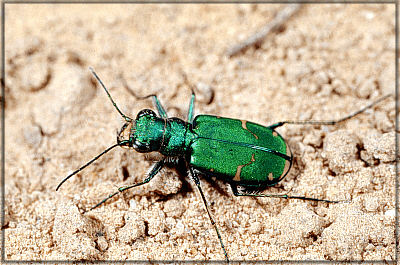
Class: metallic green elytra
190,115,292,188
56,68,391,263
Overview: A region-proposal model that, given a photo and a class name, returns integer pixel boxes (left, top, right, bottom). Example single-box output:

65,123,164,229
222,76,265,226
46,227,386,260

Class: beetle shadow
155,158,193,202
198,173,232,198
155,158,232,203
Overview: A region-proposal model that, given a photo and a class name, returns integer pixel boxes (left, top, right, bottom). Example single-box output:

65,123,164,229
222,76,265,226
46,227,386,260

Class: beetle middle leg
150,95,168,118
189,167,229,263
230,184,345,203
89,158,166,211
187,90,196,123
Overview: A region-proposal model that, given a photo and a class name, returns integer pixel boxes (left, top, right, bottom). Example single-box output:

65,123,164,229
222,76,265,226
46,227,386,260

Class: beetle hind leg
231,184,346,203
267,94,392,130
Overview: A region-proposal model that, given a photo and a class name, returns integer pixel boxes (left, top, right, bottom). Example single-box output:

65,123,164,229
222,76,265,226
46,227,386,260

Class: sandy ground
3,3,396,262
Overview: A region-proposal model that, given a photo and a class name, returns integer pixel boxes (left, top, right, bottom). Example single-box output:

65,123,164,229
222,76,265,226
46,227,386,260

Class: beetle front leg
88,159,166,211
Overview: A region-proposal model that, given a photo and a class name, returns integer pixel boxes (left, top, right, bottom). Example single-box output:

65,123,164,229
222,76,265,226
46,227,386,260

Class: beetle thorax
159,117,194,157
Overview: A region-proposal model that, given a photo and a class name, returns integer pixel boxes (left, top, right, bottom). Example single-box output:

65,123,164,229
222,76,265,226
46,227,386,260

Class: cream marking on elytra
241,120,259,140
233,153,256,181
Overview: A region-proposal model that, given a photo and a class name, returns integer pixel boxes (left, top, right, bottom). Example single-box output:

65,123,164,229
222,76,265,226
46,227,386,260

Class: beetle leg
189,167,229,263
231,184,347,203
88,159,165,211
181,72,196,123
187,90,196,123
119,73,168,118
268,94,392,129
151,95,168,118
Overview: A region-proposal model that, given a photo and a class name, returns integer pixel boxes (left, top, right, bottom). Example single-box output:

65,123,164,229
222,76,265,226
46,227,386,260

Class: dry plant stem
227,4,301,57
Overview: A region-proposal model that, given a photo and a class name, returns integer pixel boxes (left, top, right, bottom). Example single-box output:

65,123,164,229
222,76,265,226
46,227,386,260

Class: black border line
1,1,398,264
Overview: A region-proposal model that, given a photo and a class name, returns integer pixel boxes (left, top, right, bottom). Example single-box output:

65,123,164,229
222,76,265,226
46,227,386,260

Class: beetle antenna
89,67,132,122
56,143,120,191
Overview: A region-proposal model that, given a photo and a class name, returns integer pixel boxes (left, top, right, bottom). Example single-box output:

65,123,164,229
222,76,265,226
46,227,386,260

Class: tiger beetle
56,68,391,262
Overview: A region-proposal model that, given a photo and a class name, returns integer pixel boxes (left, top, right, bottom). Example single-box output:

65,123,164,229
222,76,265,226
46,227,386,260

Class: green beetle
56,68,391,262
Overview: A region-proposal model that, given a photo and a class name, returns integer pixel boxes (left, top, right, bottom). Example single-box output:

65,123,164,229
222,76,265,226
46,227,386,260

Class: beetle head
118,109,164,153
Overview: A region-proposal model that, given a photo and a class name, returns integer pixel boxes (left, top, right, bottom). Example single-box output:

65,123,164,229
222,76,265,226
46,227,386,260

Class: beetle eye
137,109,157,119
133,140,151,153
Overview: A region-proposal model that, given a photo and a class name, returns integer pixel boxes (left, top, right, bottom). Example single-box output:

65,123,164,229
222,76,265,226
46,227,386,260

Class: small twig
227,4,302,57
